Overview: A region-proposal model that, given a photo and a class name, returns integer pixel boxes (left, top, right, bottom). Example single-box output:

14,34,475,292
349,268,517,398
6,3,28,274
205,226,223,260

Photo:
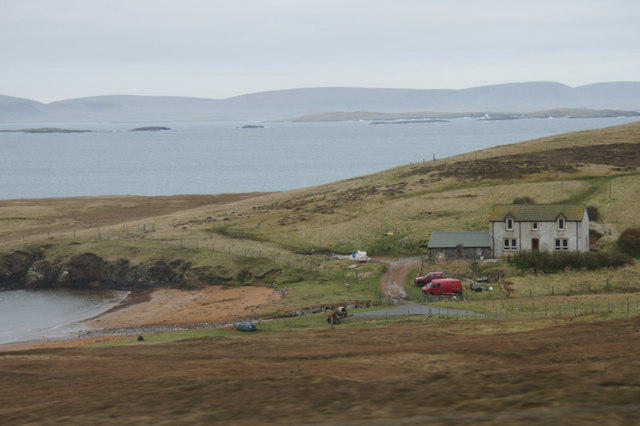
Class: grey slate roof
427,231,490,248
490,204,586,222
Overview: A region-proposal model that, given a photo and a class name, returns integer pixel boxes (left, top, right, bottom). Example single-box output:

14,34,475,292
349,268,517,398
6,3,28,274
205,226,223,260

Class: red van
422,278,463,297
414,271,444,286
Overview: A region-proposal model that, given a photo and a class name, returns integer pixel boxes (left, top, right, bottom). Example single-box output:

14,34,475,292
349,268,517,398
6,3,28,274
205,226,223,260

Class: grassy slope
1,120,639,312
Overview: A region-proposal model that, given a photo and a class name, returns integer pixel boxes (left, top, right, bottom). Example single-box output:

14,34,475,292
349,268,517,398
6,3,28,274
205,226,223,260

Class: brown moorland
1,317,639,425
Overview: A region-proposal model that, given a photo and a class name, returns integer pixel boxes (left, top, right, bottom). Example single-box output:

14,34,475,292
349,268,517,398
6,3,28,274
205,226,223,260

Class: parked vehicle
422,278,463,296
235,321,257,331
414,271,445,286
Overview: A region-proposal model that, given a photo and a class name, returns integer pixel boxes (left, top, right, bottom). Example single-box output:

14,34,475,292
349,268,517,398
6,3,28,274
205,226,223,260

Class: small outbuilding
427,231,491,260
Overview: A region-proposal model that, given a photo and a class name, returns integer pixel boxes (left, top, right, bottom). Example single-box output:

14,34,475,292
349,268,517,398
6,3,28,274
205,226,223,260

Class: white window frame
506,217,514,231
554,238,569,251
504,238,517,251
557,217,565,231
531,222,539,231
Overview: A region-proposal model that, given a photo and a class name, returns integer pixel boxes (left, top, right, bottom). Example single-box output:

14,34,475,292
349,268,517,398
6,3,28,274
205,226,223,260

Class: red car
414,271,444,286
422,278,463,297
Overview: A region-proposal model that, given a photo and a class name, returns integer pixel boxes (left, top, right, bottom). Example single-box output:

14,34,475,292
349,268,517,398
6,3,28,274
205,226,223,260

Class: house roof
427,231,490,248
489,204,586,222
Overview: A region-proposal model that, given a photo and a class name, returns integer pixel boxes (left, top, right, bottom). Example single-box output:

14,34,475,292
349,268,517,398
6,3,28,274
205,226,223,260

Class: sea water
0,117,638,200
0,289,128,345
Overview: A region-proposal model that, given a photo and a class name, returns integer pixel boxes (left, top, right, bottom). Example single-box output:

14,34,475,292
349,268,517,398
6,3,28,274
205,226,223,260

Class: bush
513,196,535,204
512,250,631,273
618,228,640,257
586,205,599,222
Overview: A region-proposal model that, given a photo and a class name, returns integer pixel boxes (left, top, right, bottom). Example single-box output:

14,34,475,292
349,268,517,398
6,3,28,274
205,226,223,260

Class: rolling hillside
2,81,640,122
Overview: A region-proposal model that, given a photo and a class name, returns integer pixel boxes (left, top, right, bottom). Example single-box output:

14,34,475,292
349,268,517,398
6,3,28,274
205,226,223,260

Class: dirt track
375,257,421,302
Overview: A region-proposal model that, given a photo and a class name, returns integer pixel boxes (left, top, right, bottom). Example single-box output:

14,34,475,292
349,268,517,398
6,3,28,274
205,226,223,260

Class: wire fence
416,296,640,320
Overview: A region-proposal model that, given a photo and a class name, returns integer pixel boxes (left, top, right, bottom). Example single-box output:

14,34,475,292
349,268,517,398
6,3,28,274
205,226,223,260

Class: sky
1,0,639,103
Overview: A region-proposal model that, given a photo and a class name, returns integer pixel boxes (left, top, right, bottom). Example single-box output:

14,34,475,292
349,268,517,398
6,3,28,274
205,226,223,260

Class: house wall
490,207,589,257
428,247,492,260
578,212,590,251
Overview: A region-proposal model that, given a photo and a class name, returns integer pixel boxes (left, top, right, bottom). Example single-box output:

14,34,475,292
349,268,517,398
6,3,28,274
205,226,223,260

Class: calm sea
1,116,639,344
1,117,638,200
0,289,128,345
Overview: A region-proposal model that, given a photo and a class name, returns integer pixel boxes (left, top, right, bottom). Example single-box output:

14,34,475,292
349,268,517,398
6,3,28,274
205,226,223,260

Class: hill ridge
2,81,640,123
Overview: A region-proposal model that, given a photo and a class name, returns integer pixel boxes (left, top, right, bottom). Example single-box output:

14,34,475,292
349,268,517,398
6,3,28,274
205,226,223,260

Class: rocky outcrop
0,248,242,290
0,248,45,289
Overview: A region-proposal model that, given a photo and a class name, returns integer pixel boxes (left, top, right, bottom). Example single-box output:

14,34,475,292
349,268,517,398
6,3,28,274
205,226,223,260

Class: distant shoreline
291,108,640,123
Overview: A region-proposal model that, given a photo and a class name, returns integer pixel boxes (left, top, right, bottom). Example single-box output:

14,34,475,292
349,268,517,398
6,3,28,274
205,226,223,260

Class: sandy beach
1,285,284,351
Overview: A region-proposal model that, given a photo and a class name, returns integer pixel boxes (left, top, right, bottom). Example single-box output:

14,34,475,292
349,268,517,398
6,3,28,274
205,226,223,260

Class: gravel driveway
365,257,484,318
353,300,483,318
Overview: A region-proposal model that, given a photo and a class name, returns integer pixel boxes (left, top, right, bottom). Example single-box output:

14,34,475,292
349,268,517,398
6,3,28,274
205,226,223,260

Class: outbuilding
427,231,491,260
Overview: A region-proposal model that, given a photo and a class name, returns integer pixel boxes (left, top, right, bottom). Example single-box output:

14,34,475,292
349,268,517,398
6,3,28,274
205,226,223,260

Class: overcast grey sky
1,0,639,102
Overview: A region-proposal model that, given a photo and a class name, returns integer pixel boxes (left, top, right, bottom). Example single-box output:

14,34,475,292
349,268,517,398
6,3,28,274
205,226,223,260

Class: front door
532,238,539,251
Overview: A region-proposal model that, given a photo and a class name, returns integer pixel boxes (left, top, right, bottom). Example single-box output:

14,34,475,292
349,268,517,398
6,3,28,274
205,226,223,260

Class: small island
130,126,172,132
0,127,92,133
241,124,265,129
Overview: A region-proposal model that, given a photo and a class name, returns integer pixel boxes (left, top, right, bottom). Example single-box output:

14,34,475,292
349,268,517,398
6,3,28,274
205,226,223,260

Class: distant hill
1,81,640,123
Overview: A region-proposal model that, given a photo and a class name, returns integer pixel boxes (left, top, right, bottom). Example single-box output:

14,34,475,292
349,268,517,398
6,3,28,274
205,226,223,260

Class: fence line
419,298,640,320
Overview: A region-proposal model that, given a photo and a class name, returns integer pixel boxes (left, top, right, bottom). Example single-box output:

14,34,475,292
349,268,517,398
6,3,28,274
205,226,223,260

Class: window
504,238,517,251
555,239,569,251
532,222,539,231
506,217,513,231
557,217,565,231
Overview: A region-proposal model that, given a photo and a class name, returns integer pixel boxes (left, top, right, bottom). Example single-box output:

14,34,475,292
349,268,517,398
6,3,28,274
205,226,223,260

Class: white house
489,204,589,258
